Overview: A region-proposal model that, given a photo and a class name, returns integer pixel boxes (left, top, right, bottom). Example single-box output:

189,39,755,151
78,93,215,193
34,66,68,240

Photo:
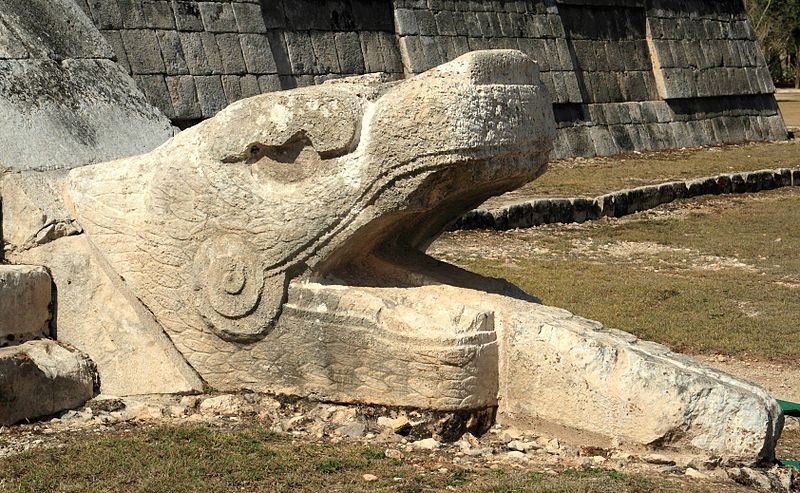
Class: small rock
168,405,188,417
199,395,241,416
685,468,708,480
412,438,441,450
124,401,164,420
362,474,378,482
656,465,682,475
591,456,607,466
385,449,403,460
507,440,539,452
728,466,796,493
438,468,448,474
179,396,200,410
498,428,524,442
337,422,366,438
643,453,676,466
504,451,528,462
89,396,126,413
377,415,411,434
280,416,307,432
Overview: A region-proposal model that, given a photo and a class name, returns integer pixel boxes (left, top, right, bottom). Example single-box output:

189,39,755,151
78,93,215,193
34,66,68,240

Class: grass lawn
781,426,800,465
485,139,800,208
0,425,732,493
436,187,800,360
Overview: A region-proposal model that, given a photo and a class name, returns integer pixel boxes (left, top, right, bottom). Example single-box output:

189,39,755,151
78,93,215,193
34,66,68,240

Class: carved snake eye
193,235,284,343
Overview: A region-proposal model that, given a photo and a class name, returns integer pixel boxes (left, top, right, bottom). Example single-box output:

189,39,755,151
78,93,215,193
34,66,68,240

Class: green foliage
745,0,800,86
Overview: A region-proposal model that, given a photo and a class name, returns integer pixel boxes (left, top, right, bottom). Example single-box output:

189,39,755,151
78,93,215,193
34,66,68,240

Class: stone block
102,30,131,74
258,74,282,92
399,36,425,73
379,32,404,73
463,12,482,37
335,32,365,74
589,126,619,156
166,75,202,119
118,0,147,29
199,31,223,74
221,74,241,103
360,32,385,73
415,9,437,36
0,340,96,425
285,31,316,74
435,10,457,36
173,0,204,31
198,1,238,33
179,31,212,74
122,29,166,74
310,31,340,74
136,74,175,119
156,30,189,75
0,265,51,346
231,2,267,33
239,74,260,98
419,35,444,72
195,74,227,117
394,8,419,35
216,33,246,74
87,0,123,30
142,0,176,30
239,34,277,74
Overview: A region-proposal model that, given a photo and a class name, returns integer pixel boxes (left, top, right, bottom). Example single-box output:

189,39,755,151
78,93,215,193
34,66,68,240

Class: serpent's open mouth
309,150,547,302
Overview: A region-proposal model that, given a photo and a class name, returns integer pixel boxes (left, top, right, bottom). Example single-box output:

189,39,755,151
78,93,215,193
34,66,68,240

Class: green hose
778,400,800,470
778,399,800,417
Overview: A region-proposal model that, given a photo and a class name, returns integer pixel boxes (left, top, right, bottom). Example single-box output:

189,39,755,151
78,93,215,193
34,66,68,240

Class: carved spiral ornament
193,235,282,343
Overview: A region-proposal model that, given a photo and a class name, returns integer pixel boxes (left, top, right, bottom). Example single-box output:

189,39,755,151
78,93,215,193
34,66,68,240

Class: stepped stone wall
73,0,786,157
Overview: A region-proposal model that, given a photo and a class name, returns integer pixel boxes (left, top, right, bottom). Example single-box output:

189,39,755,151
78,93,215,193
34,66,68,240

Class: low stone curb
451,168,800,231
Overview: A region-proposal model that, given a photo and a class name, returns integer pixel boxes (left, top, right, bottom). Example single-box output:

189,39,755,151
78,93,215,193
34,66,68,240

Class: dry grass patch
486,140,800,208
0,425,730,493
435,188,800,360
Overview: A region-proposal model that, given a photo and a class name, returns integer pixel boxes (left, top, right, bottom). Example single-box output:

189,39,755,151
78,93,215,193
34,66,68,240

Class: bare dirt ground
777,89,800,130
696,355,800,404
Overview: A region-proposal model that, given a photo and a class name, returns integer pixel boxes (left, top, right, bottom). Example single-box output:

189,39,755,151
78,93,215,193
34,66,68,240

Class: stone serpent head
66,50,555,345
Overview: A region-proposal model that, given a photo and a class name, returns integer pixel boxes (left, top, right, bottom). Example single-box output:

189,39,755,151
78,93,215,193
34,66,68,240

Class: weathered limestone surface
67,50,554,399
0,171,82,253
63,51,782,462
0,340,96,425
10,237,203,396
0,0,174,171
494,296,782,462
0,265,51,347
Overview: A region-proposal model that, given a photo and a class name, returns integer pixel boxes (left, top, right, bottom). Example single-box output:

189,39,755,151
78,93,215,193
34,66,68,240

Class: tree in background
744,0,800,87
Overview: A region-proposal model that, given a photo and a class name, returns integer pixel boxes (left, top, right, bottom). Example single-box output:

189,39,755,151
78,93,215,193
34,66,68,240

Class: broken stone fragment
0,171,82,253
10,236,203,396
0,340,97,425
0,264,51,347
